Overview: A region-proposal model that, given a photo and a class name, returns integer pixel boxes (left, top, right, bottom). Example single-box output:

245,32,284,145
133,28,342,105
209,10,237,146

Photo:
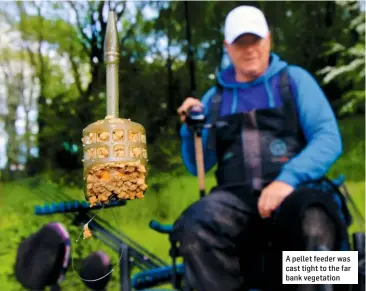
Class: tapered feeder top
81,11,148,203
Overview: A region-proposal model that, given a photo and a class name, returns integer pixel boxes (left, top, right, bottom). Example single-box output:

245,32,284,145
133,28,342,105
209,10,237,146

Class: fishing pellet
113,145,125,157
85,162,147,206
83,224,92,239
97,132,110,142
113,130,124,141
128,131,139,142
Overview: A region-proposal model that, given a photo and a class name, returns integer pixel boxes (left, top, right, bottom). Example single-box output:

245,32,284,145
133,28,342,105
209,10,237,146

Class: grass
0,116,364,291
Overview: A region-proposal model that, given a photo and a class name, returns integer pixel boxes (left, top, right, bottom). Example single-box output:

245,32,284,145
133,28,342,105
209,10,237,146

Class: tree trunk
166,6,175,116
184,1,197,97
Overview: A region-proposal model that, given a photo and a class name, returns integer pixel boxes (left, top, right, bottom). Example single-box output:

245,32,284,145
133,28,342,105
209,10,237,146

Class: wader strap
208,84,223,150
278,68,298,133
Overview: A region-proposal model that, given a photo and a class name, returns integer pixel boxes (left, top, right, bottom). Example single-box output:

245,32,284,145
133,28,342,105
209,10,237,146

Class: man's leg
268,187,350,291
301,206,337,251
297,205,339,291
172,187,261,291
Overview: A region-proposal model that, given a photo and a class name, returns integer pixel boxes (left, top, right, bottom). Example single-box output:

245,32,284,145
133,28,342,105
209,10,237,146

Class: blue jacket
180,53,342,188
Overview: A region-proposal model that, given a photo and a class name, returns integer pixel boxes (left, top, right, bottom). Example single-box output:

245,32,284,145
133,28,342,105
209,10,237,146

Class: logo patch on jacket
269,138,289,162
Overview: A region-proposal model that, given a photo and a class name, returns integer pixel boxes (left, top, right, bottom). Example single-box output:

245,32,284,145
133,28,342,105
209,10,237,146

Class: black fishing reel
185,106,206,136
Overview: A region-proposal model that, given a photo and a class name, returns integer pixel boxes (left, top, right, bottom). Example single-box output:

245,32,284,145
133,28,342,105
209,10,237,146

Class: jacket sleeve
180,87,218,176
275,66,343,188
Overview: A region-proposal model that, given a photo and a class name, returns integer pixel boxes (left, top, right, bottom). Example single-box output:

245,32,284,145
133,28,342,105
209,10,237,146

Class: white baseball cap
224,6,269,44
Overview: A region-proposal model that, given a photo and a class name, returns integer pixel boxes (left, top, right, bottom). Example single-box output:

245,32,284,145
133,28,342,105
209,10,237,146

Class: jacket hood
217,53,288,89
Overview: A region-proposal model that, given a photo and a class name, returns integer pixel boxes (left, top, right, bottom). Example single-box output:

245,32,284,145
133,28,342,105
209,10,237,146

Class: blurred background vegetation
0,1,364,290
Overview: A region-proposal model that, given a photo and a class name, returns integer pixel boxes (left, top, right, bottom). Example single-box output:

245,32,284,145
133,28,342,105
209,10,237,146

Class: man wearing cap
174,5,350,291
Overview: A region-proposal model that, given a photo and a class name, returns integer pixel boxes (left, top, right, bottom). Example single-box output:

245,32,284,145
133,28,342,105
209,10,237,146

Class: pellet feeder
81,11,148,206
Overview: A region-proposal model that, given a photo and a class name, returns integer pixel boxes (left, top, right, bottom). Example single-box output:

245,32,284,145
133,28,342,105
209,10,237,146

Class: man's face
225,33,271,80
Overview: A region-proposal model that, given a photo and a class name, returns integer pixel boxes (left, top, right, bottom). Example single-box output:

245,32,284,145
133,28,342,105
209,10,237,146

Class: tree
317,0,365,116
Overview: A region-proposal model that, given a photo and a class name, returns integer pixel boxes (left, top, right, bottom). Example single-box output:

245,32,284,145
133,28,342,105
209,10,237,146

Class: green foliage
328,116,365,182
317,1,365,116
1,1,363,176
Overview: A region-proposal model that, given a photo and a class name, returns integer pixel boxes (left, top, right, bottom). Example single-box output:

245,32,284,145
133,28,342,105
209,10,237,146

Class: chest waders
208,67,307,191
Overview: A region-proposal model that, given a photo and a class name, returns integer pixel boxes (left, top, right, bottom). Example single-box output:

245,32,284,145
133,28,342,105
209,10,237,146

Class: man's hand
257,181,294,218
177,97,203,123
